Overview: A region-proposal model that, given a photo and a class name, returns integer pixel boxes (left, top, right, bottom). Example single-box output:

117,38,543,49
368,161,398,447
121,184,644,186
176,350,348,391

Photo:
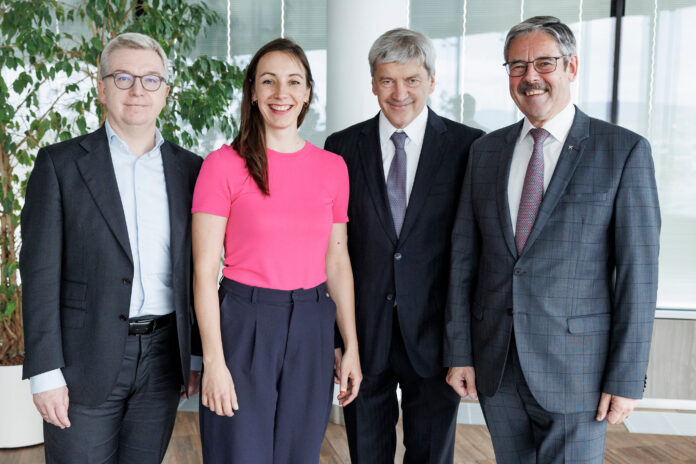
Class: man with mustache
444,16,660,463
325,28,483,463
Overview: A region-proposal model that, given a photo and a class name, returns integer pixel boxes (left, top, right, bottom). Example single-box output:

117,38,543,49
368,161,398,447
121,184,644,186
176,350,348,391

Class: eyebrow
111,69,164,76
259,72,305,79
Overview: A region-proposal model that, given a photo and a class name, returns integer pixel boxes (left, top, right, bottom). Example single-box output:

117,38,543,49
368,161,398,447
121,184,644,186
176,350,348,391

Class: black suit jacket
20,126,203,407
325,108,484,378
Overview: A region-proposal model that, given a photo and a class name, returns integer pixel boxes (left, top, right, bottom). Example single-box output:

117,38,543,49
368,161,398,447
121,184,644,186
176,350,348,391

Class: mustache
517,82,550,94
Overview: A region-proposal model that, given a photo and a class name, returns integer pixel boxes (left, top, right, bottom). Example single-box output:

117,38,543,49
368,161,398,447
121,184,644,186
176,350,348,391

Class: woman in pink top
192,38,362,463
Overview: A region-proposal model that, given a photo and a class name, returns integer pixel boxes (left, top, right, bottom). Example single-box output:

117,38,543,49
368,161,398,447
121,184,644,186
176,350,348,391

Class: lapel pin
568,145,574,150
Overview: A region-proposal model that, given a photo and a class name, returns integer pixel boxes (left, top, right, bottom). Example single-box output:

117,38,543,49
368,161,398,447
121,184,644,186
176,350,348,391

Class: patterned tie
387,131,408,237
515,127,549,255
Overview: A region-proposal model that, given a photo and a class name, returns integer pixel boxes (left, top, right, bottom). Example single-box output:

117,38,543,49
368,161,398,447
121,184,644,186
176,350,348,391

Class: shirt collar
105,119,164,157
519,102,576,144
379,104,429,146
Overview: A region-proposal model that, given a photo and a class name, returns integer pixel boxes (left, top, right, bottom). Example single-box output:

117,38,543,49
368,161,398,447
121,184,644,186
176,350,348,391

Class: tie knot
529,127,549,145
390,131,407,150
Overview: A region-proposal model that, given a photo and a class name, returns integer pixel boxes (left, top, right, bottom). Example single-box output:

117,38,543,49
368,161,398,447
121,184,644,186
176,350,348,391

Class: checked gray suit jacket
444,107,660,414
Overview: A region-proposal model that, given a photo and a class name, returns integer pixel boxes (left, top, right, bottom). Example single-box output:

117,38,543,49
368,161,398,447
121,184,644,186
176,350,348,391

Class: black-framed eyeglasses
102,72,166,91
503,56,569,77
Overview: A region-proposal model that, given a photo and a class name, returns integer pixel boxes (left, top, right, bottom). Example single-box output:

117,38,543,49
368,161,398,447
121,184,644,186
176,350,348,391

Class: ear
164,84,170,98
428,72,436,95
97,79,106,104
567,55,579,82
371,78,378,96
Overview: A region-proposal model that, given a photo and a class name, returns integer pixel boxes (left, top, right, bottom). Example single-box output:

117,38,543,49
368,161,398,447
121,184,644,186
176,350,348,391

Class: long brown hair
232,38,314,195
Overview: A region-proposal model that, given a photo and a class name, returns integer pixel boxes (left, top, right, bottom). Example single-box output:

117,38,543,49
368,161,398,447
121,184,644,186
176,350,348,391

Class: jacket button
122,278,132,285
386,294,394,301
119,314,128,321
394,253,402,261
513,268,524,276
508,308,514,315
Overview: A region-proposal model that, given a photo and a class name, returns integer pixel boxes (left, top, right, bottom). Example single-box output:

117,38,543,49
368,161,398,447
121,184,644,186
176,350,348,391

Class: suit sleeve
20,148,66,379
190,156,204,359
443,142,481,367
602,137,660,398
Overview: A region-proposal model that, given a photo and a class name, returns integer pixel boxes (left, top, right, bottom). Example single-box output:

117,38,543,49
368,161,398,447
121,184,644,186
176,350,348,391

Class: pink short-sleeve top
192,142,349,290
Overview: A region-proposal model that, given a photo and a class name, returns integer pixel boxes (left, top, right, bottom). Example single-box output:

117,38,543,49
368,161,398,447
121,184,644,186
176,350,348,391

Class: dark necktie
515,127,549,255
387,131,408,237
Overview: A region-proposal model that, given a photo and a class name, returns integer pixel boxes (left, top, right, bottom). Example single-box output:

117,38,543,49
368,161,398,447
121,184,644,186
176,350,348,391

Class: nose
392,81,408,100
128,77,146,95
522,63,541,81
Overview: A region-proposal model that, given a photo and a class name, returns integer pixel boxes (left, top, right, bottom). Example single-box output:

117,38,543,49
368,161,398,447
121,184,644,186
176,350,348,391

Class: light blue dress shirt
29,121,199,394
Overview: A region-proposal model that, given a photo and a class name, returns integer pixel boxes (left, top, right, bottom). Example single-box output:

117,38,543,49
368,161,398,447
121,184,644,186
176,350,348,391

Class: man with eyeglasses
444,16,660,463
21,32,202,463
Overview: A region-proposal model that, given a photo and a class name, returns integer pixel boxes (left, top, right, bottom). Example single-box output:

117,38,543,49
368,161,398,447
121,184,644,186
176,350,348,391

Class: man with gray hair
21,32,202,463
445,16,660,462
325,28,483,463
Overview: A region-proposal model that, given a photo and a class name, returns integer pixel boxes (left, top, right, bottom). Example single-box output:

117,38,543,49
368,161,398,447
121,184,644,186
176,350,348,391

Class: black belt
128,312,175,336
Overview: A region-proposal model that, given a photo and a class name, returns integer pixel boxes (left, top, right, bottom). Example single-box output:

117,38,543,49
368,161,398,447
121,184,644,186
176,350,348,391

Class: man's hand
446,366,477,399
182,370,202,398
596,393,637,424
33,386,70,429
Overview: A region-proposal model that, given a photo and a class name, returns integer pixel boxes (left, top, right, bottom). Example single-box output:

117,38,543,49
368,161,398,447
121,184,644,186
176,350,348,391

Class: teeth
525,89,545,96
270,105,291,111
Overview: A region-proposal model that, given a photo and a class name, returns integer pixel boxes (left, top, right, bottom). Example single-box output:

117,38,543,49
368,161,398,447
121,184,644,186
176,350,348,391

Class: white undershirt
508,103,575,234
379,105,428,205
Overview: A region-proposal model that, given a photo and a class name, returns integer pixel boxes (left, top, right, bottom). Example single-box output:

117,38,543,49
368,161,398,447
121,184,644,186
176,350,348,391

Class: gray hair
100,32,169,81
504,16,576,64
368,28,436,78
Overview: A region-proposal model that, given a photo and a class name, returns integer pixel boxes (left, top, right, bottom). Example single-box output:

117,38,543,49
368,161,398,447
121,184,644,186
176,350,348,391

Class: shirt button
394,253,402,261
119,314,128,321
122,278,132,285
386,294,394,301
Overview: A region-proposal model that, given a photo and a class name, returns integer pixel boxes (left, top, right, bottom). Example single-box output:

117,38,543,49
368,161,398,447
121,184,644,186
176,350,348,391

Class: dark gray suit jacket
20,126,202,407
326,108,484,378
444,108,660,413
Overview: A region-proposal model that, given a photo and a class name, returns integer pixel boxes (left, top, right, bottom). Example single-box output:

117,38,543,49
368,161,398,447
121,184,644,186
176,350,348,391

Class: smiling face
372,59,434,129
507,31,577,127
251,51,311,135
98,48,169,133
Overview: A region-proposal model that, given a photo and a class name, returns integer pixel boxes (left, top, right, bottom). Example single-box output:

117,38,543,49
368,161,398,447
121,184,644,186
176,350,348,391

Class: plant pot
0,364,44,448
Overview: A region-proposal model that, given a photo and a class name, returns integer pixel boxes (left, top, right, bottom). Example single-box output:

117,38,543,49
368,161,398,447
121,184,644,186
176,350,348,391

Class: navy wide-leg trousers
200,278,336,464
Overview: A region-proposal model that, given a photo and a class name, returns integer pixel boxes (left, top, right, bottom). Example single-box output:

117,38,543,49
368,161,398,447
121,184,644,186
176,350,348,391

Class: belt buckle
129,319,154,335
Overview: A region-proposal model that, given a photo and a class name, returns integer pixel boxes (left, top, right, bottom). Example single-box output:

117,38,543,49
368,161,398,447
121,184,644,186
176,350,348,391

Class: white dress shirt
379,105,429,205
508,103,576,234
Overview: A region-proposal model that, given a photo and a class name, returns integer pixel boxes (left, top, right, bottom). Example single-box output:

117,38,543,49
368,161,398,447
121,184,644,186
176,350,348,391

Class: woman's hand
336,347,362,407
200,361,239,416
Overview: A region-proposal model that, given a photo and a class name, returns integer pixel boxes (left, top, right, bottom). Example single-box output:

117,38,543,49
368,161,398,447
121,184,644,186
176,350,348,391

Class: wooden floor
2,411,695,463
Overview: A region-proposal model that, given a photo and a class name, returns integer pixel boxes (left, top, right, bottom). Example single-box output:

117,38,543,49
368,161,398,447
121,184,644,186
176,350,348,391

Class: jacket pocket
561,192,608,203
60,280,87,309
60,307,86,328
567,313,611,334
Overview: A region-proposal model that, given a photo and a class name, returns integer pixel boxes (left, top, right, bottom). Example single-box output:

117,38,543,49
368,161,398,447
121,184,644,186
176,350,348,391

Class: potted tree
0,0,242,447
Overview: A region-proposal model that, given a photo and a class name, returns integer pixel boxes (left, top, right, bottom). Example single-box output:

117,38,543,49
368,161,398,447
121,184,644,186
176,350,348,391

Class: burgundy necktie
515,127,549,255
387,131,407,237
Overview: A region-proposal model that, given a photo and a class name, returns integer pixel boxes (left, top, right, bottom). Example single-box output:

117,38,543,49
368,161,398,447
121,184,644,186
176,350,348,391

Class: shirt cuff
30,369,67,394
190,355,202,372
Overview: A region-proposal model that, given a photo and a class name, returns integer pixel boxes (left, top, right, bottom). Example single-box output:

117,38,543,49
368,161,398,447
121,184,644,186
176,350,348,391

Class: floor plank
2,411,695,463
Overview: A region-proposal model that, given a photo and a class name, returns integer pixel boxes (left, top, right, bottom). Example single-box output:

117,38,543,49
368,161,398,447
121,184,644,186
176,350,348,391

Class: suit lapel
497,121,523,258
76,127,133,263
161,143,188,269
397,108,447,245
358,114,397,245
521,107,591,256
